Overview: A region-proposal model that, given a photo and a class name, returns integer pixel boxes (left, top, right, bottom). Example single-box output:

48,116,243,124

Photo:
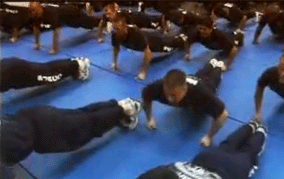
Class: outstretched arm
254,85,265,122
201,109,228,147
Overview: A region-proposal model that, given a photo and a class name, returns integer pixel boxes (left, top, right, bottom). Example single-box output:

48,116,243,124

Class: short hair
198,16,214,28
164,69,186,88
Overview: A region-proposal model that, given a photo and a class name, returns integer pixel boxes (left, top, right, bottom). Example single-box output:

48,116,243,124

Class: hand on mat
136,72,147,80
147,118,157,130
201,135,212,147
185,54,191,61
98,38,104,43
111,63,119,71
252,39,259,45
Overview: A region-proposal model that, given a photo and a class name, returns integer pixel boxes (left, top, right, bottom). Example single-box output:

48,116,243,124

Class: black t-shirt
112,25,186,52
258,11,284,35
0,3,33,33
213,3,244,24
187,27,236,54
142,76,225,119
258,66,284,98
35,5,82,29
124,10,162,29
166,9,203,28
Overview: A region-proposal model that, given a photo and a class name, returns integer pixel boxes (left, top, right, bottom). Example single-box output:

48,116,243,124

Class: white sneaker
118,98,142,130
72,57,90,81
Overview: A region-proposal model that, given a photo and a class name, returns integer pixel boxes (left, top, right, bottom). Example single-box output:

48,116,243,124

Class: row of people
3,2,283,81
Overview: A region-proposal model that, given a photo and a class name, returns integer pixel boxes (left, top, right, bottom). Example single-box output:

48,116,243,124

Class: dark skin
143,78,228,147
254,56,284,122
29,2,61,54
112,19,153,80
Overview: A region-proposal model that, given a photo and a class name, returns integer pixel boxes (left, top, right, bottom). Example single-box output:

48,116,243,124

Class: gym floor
1,8,284,179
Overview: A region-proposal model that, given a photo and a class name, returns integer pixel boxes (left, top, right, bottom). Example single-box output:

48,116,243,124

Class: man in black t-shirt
254,54,284,122
111,17,189,80
253,3,284,45
1,3,34,42
185,17,244,69
29,2,101,54
142,58,229,147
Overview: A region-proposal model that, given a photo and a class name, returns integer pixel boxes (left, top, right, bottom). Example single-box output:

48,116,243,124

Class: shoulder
258,66,278,86
142,79,164,99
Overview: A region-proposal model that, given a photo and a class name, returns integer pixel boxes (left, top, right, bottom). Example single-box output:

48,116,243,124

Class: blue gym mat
1,13,284,179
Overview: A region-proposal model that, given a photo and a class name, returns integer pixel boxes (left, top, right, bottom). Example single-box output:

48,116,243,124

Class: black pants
138,124,266,179
0,57,78,92
195,61,222,94
0,100,126,166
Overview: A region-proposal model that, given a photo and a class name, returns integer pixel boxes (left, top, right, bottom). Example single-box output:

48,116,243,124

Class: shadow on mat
267,102,284,135
46,128,120,178
59,30,98,48
162,108,208,136
2,79,85,114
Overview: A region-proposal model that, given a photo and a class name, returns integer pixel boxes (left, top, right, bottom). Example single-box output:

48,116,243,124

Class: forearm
143,101,153,122
185,43,191,61
254,86,265,117
208,109,228,138
238,15,247,30
98,19,105,40
224,46,238,68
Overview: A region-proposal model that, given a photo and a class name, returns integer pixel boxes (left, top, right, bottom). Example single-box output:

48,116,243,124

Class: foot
72,57,90,81
49,48,58,54
136,72,146,80
248,119,260,133
34,44,41,50
185,54,191,61
10,37,18,43
119,98,142,130
98,38,104,43
210,58,227,71
147,118,157,130
200,135,212,147
111,63,119,71
256,124,268,137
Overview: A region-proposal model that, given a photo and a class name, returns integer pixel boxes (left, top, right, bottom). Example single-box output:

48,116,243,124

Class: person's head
104,3,119,21
112,16,128,35
278,54,284,83
211,5,224,18
29,2,43,18
197,17,214,38
163,69,188,104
